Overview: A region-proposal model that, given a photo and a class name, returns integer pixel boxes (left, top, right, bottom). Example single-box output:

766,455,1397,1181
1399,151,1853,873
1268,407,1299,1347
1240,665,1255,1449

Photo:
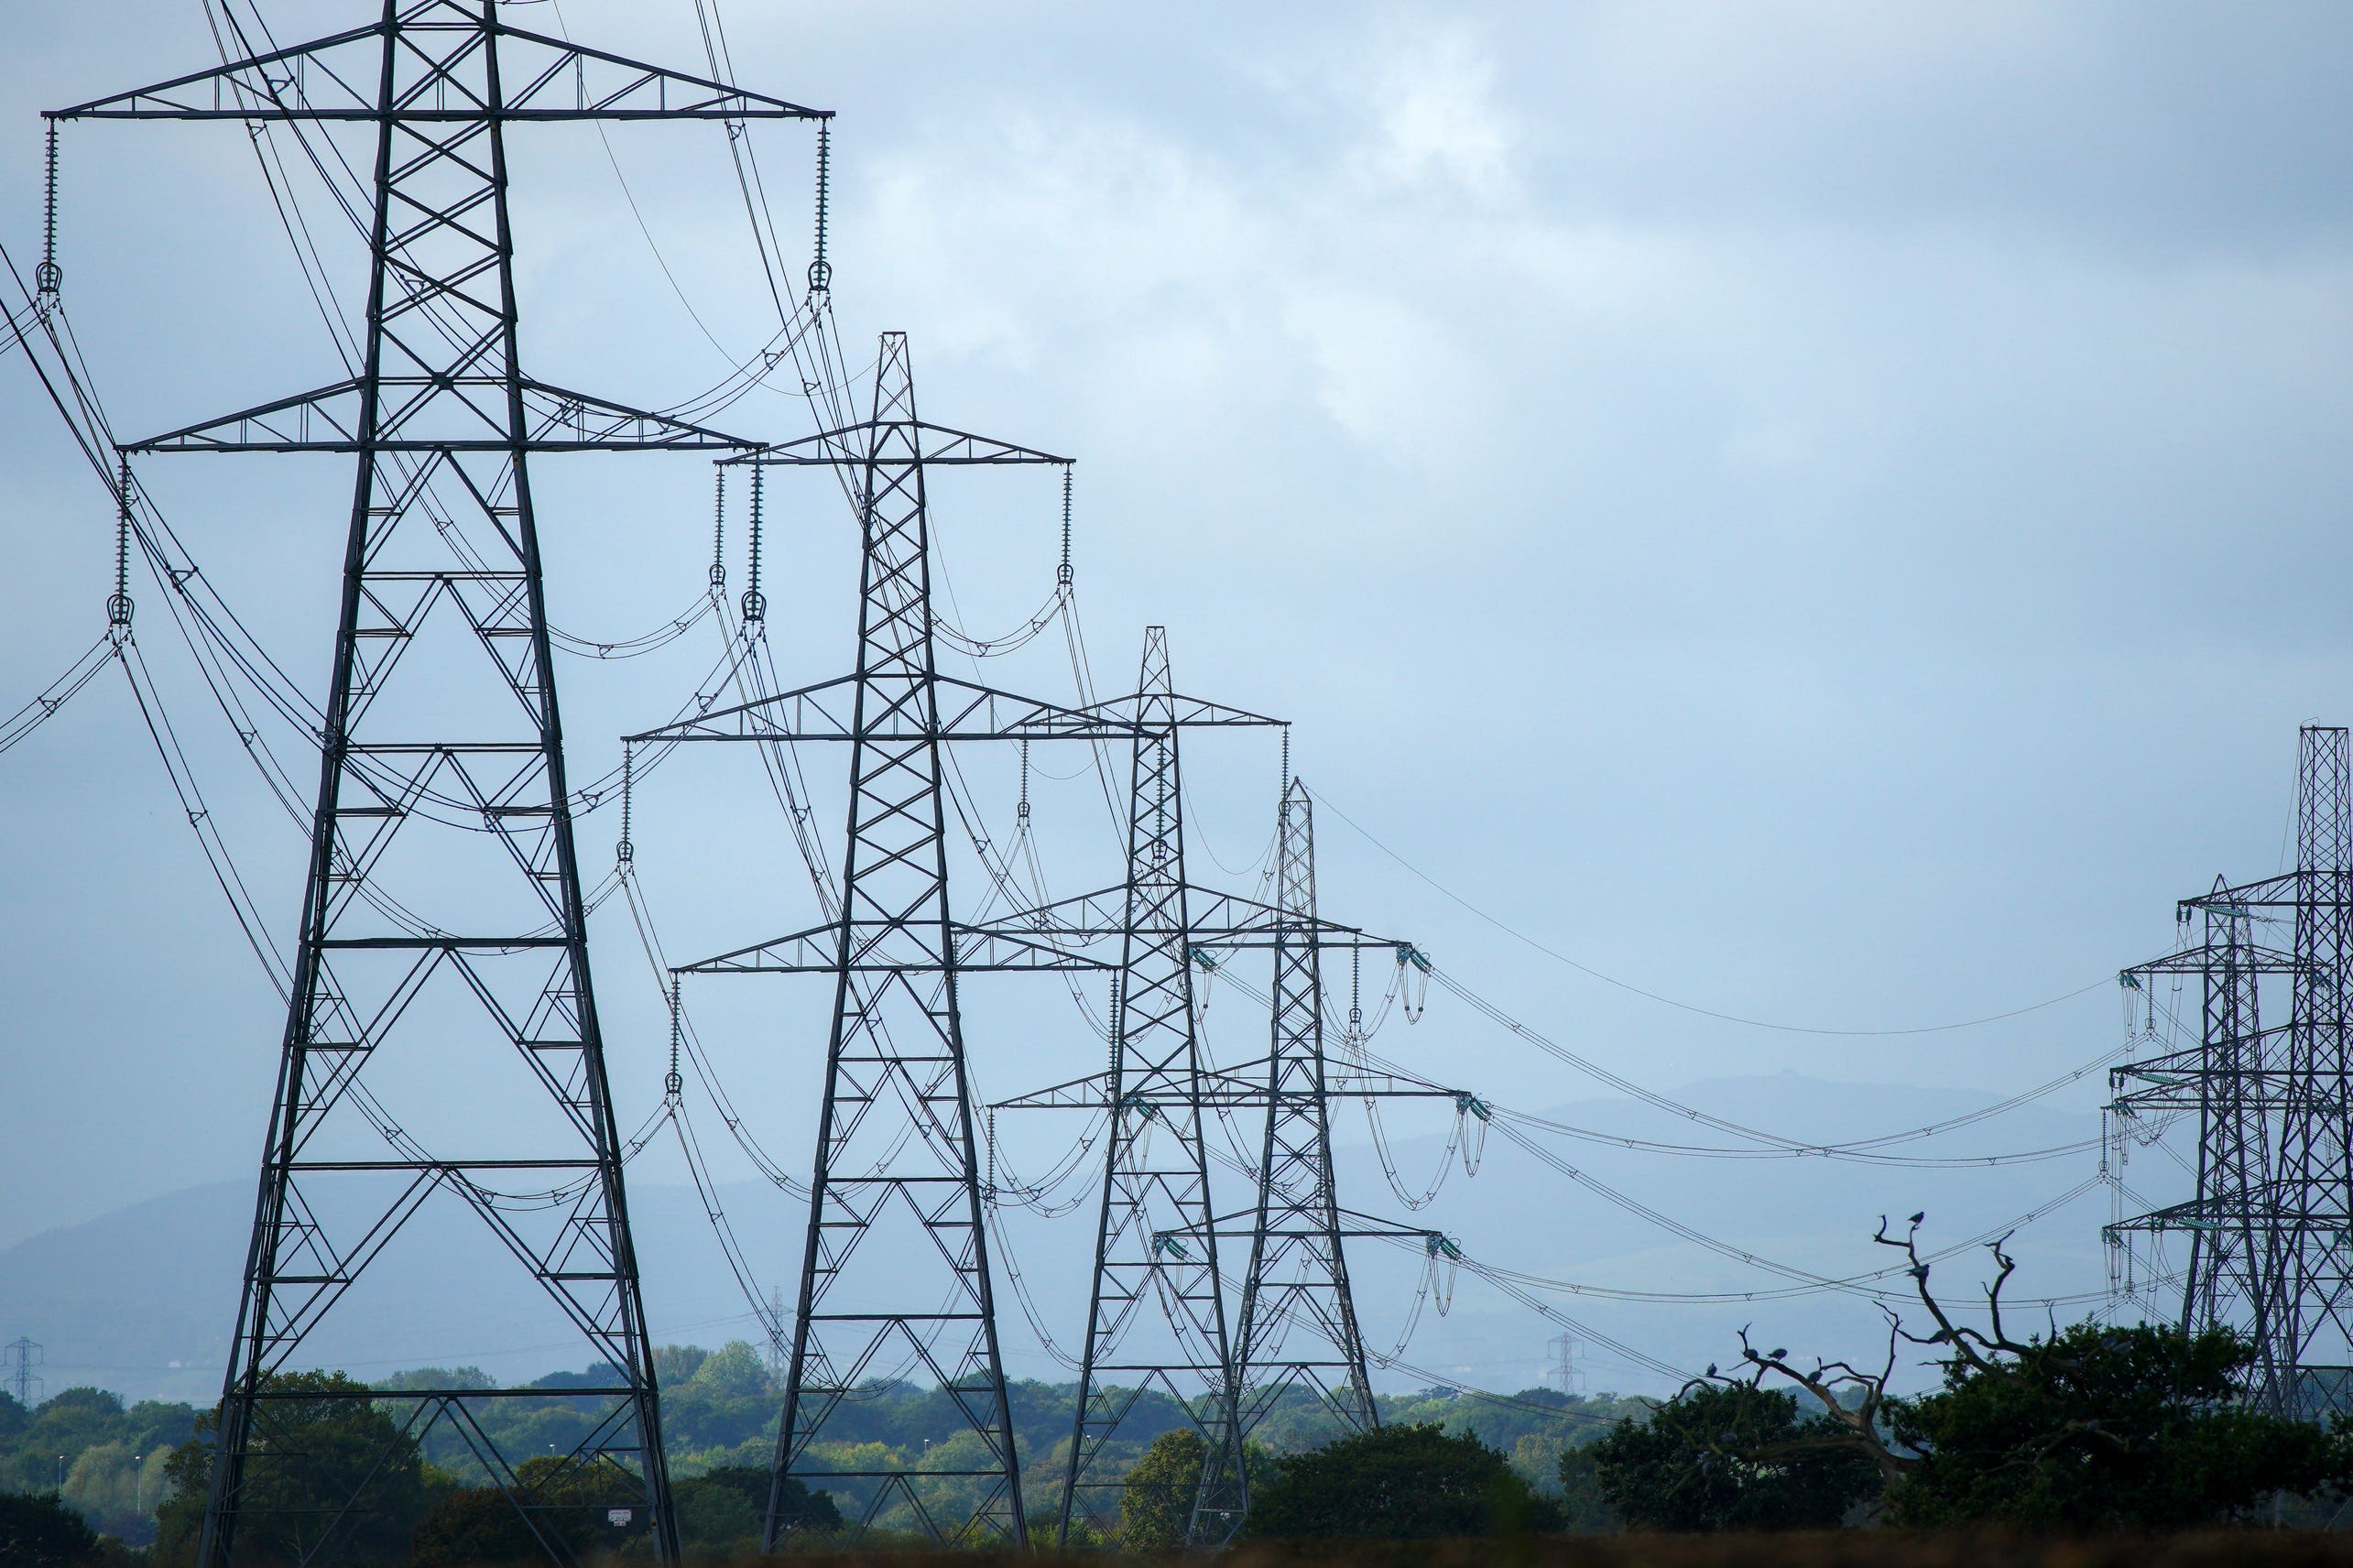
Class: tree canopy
1243,1422,1559,1540
1662,1220,2353,1532
1888,1321,2353,1530
151,1372,435,1568
0,1490,101,1568
1115,1427,1207,1552
1588,1380,1879,1531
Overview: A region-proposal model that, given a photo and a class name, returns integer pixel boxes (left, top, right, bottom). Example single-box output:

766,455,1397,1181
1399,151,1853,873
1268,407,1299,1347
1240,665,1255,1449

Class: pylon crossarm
1185,1208,1445,1244
1074,689,1284,729
2124,942,2305,980
991,1062,1269,1112
627,672,1155,745
972,882,1399,950
673,920,1125,974
2179,871,2308,914
730,417,1069,466
52,6,826,121
990,1062,1457,1112
125,376,759,454
2109,1203,2353,1235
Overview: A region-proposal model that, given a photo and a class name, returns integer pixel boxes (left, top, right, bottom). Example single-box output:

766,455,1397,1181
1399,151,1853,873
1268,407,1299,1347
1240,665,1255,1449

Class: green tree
1726,1221,2353,1531
0,1490,101,1567
149,1372,436,1567
1588,1381,1879,1531
1116,1427,1204,1552
370,1367,494,1395
652,1345,710,1387
1888,1321,2352,1529
1552,1440,1615,1531
407,1452,663,1566
686,1342,769,1400
1244,1422,1558,1540
671,1464,838,1551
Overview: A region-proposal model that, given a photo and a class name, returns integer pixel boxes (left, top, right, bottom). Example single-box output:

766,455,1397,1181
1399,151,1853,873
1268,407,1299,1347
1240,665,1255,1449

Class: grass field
630,1538,2353,1568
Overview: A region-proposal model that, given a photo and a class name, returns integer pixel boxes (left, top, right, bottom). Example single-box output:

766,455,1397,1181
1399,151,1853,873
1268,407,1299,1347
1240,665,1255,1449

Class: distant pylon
51,9,825,1563
1057,628,1248,1548
2112,725,2353,1417
3,1337,41,1408
1547,1332,1581,1397
1234,779,1378,1436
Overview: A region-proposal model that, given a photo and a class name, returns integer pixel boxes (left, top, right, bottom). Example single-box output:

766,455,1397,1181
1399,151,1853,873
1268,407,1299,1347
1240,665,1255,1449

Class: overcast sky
4,2,2352,1388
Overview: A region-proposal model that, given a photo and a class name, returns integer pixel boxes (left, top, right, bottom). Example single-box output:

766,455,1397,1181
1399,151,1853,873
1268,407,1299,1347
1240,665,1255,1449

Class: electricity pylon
1053,628,1249,1547
987,777,1448,1541
2,1338,40,1409
1234,779,1379,1437
630,334,1283,1543
2112,725,2353,1417
52,8,824,1562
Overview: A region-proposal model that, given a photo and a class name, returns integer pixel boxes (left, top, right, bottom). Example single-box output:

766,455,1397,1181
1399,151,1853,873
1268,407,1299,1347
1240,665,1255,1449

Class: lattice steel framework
986,777,1443,1541
1235,779,1379,1437
1057,629,1248,1548
631,333,1138,1545
2112,725,2353,1418
51,7,824,1562
757,335,1028,1545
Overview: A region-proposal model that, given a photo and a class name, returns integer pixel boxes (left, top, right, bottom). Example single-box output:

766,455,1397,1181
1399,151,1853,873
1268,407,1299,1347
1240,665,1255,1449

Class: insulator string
108,453,134,631
617,741,635,865
1058,466,1073,588
808,121,832,295
38,120,61,303
740,462,767,626
710,466,726,588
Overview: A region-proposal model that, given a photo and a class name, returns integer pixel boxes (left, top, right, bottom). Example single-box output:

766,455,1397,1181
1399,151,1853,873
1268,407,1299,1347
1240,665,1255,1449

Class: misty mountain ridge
0,1071,2118,1405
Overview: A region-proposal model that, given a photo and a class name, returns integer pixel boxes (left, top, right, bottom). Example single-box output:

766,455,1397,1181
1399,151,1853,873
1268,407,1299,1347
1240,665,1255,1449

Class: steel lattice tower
50,9,824,1562
1234,779,1378,1437
759,336,1027,1545
989,778,1445,1541
2113,725,2353,1417
1058,628,1248,1548
2,1338,40,1409
634,332,1110,1544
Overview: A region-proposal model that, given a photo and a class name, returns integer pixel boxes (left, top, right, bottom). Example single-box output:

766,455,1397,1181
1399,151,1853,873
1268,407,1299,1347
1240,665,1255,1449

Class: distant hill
0,1073,2122,1406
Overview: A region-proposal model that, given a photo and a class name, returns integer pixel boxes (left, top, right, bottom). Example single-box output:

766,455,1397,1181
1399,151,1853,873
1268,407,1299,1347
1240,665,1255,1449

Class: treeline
0,1386,193,1546
3,1343,1635,1554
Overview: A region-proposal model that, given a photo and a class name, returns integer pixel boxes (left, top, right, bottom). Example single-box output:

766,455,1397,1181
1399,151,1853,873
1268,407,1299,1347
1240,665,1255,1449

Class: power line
1313,787,2110,1038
